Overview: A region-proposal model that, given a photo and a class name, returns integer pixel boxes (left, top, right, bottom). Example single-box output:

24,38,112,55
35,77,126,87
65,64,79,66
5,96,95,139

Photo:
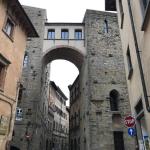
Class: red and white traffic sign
124,115,135,128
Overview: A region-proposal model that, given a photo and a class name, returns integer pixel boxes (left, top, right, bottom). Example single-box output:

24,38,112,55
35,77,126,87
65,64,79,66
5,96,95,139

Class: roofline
7,0,39,37
45,22,85,26
68,75,79,90
50,81,68,100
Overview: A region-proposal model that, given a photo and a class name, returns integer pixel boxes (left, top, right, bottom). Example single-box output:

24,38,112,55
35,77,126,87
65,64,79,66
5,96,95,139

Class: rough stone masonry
82,10,135,150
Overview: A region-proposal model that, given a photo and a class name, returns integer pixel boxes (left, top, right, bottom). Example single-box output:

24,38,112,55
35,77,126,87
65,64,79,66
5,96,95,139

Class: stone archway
42,45,86,150
42,45,85,71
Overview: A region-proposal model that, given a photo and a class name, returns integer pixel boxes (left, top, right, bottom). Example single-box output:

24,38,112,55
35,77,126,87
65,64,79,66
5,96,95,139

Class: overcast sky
19,0,105,105
19,0,105,22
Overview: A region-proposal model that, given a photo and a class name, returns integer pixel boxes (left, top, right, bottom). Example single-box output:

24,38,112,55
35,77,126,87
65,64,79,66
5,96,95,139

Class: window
3,17,14,38
135,99,143,115
75,29,82,39
113,131,125,150
135,99,144,121
15,107,23,121
105,0,116,11
61,29,69,39
127,47,133,79
18,84,24,103
141,0,150,30
104,19,108,33
26,109,32,115
47,29,55,39
23,53,29,68
141,0,148,9
0,63,6,90
118,0,124,28
110,90,119,111
0,54,10,91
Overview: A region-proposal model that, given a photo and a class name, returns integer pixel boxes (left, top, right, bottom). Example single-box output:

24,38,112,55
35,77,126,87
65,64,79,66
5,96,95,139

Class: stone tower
81,10,135,150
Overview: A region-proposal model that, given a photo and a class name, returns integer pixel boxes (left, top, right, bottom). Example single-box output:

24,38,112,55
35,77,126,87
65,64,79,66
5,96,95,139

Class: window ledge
44,38,85,41
111,110,121,114
2,29,14,42
141,1,150,30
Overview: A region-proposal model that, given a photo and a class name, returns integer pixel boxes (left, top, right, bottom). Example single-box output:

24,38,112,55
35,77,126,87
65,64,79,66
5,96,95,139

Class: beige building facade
115,0,150,149
0,0,37,149
49,81,69,150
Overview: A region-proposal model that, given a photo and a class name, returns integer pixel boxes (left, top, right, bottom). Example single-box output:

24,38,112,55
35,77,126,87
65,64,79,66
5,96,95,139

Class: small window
23,53,29,68
15,107,23,121
0,63,6,90
61,29,69,39
119,0,124,28
26,109,32,115
141,0,150,30
75,29,82,39
127,47,133,79
104,19,108,33
47,29,55,39
110,90,119,111
0,54,10,91
18,84,24,103
3,17,15,38
135,99,143,115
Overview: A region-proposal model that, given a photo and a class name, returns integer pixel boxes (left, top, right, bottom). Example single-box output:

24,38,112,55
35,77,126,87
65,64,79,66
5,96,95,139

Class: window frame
61,29,69,39
110,90,119,111
2,16,15,41
47,29,55,39
0,54,10,91
74,29,82,39
141,0,150,30
126,46,133,79
118,0,124,29
104,19,109,33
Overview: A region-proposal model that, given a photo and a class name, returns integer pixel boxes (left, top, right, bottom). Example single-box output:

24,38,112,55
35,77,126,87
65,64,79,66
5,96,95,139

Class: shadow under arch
43,45,85,71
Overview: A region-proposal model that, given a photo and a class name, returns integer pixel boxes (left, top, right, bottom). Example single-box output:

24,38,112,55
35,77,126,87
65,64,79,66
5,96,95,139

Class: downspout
127,0,150,112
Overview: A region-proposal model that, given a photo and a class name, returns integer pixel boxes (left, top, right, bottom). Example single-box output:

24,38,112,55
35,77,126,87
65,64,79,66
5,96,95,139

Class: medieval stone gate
11,6,135,150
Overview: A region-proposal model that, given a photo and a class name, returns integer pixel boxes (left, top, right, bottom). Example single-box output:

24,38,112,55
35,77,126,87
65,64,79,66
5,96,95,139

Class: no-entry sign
124,115,135,128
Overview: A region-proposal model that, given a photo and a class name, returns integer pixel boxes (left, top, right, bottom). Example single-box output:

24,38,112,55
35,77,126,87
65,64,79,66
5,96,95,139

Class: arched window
110,90,119,111
18,84,24,103
104,18,108,33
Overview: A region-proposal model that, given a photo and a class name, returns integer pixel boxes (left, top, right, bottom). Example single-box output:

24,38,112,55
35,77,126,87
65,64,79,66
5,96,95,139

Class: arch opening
43,46,84,71
109,89,120,111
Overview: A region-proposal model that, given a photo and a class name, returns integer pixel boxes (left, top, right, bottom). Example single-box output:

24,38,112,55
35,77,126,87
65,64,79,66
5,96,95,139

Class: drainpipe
127,0,150,112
